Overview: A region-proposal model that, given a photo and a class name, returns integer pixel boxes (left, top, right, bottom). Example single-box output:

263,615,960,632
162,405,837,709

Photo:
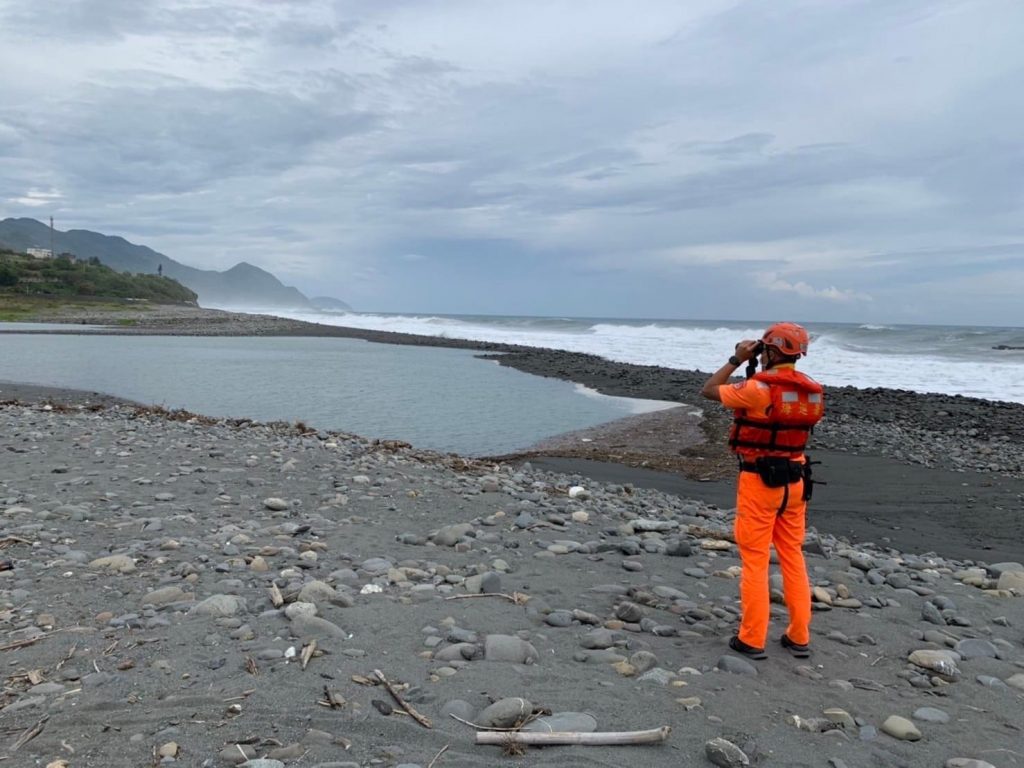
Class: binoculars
737,341,765,379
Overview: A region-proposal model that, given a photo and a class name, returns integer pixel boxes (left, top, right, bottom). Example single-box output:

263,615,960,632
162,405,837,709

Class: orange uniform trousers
733,470,812,648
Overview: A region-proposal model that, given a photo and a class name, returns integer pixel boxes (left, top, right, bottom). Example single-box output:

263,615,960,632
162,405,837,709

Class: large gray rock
477,697,532,728
523,712,597,733
433,643,480,662
289,614,347,639
997,571,1024,592
142,586,190,606
190,594,246,618
484,635,538,664
579,628,617,649
298,580,341,605
987,561,1024,576
954,639,998,660
705,737,750,767
880,715,921,741
88,554,136,574
716,655,758,676
433,523,474,547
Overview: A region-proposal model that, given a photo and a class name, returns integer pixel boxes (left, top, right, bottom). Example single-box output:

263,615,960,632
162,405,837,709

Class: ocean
2,313,1021,458
258,310,1024,405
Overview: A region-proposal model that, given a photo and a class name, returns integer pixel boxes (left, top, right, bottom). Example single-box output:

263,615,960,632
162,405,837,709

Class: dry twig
443,591,530,606
55,644,77,671
426,744,449,768
318,686,345,709
373,669,432,728
448,713,526,732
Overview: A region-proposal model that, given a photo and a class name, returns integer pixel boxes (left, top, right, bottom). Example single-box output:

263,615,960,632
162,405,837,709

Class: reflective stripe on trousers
733,471,812,647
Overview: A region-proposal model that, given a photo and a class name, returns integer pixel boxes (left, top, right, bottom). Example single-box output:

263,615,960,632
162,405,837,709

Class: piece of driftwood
10,715,49,752
687,525,735,543
476,726,671,746
373,669,432,728
268,583,284,608
300,640,317,670
443,592,530,605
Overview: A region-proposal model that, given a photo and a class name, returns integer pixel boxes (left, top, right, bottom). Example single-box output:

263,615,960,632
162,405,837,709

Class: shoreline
1,304,1023,563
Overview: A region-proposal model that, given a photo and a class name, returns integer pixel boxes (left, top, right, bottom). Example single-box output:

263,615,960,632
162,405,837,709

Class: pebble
705,737,750,767
880,715,922,741
477,697,532,728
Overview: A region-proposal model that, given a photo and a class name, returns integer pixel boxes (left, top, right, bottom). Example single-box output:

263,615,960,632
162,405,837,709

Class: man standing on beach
700,322,824,660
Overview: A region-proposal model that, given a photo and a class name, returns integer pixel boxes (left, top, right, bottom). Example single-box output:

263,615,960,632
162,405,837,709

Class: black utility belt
739,456,805,488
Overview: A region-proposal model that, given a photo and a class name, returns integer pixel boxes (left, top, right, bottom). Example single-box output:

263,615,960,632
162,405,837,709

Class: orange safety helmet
761,321,810,357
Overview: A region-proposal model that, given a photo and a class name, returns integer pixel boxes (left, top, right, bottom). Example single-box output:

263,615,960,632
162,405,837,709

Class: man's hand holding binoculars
733,340,764,363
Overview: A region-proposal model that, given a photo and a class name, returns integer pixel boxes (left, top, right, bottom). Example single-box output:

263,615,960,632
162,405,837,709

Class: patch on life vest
732,382,746,389
781,391,799,402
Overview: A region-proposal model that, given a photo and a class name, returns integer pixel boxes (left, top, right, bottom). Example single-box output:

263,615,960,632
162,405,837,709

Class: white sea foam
247,309,1024,405
572,383,681,414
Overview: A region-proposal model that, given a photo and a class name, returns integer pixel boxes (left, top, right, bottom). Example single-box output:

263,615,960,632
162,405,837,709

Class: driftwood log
476,726,671,746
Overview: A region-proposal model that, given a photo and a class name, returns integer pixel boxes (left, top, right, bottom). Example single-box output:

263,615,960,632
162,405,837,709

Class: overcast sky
1,1,1022,325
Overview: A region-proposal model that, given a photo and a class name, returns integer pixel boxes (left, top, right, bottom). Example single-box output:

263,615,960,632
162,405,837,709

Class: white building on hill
27,248,53,259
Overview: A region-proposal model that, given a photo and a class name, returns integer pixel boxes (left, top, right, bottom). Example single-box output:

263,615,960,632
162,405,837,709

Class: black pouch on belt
754,456,805,488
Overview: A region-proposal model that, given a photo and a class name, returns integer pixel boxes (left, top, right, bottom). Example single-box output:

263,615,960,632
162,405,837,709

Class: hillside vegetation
0,248,197,304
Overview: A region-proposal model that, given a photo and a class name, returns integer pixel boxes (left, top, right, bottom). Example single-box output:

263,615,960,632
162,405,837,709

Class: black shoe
780,634,811,658
729,635,767,660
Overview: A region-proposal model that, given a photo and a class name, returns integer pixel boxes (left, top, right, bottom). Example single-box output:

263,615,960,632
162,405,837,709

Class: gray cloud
0,0,1022,324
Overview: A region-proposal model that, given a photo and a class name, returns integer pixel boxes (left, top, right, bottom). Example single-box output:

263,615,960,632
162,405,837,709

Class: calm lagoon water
0,331,674,456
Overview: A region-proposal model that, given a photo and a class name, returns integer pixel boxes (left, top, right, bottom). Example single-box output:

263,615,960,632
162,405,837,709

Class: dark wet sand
526,453,1024,564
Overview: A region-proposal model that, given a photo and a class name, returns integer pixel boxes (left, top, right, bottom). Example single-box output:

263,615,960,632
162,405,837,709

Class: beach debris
300,640,317,669
786,714,844,733
9,714,48,752
476,726,670,747
443,591,530,605
426,744,449,768
318,686,346,709
268,583,284,607
568,485,588,498
373,669,432,728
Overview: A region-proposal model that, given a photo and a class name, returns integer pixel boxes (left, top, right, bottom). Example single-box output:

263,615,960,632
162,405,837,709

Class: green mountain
0,248,198,303
0,218,320,309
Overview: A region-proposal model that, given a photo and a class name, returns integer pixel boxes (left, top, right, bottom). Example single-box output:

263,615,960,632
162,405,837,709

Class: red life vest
728,368,825,458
